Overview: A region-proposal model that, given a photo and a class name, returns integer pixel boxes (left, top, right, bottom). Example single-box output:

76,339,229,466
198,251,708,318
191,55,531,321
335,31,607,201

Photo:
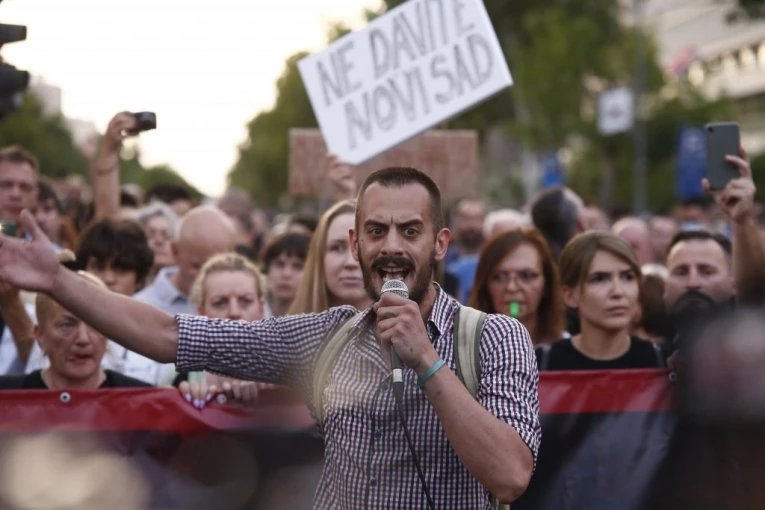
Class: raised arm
0,211,179,362
91,112,138,220
703,148,765,305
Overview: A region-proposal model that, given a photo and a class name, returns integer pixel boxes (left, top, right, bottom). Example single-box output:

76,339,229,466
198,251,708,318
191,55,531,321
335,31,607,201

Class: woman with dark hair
468,227,565,345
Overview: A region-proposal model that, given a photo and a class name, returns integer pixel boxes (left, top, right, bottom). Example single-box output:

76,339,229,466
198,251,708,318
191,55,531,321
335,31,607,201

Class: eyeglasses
489,270,541,287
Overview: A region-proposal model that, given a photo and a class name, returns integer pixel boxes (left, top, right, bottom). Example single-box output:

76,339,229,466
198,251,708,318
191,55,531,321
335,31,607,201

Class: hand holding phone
705,122,740,190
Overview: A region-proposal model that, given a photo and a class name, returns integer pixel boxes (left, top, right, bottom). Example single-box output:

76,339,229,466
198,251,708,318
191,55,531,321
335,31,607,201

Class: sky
0,0,378,196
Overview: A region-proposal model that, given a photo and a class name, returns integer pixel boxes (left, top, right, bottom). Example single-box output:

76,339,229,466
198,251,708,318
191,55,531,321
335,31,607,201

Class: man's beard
670,289,717,318
361,251,436,304
669,289,721,352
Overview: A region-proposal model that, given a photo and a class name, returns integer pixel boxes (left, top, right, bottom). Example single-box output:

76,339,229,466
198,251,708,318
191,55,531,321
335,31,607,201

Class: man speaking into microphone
0,167,540,509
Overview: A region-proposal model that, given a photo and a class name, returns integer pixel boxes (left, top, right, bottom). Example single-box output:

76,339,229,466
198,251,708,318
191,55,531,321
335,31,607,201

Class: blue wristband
417,359,446,389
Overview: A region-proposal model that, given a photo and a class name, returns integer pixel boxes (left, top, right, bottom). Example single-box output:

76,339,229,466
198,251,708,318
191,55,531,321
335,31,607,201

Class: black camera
129,111,156,134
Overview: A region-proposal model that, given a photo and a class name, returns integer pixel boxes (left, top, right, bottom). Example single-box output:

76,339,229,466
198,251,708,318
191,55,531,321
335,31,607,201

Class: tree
119,146,201,199
0,93,89,178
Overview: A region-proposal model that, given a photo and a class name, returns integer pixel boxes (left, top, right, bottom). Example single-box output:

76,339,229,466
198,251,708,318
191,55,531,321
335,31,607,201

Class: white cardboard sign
298,0,512,165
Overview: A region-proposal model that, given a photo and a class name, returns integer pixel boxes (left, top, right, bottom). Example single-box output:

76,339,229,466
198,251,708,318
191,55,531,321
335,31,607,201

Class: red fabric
0,386,315,432
539,369,672,414
0,370,672,432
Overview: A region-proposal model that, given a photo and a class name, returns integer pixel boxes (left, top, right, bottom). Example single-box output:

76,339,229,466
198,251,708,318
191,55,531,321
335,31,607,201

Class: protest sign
289,127,478,198
298,0,511,165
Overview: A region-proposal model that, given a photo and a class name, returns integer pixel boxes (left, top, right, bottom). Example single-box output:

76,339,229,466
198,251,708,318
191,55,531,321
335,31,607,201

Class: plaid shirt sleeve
175,306,357,395
477,314,542,465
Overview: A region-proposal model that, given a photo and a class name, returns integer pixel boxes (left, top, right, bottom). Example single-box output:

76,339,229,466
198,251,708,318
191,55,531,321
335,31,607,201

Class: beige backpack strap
312,313,362,425
453,305,487,399
454,306,506,509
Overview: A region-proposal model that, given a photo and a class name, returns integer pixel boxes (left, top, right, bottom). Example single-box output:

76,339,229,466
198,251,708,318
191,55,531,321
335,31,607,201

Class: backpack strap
453,305,487,399
452,306,507,510
312,312,363,425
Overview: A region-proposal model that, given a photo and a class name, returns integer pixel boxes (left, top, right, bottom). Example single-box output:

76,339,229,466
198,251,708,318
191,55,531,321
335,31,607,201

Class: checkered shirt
176,286,540,509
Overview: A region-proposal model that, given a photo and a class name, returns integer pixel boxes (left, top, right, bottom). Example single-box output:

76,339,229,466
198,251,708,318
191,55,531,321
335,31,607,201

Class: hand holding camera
102,111,157,154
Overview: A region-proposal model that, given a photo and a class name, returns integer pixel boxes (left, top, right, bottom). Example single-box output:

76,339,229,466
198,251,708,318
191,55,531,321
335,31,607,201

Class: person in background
446,199,487,303
529,186,586,261
288,199,370,314
582,204,611,231
25,222,155,379
0,266,150,389
483,209,528,239
633,272,673,343
263,232,309,317
538,231,664,370
76,218,154,297
612,216,654,266
468,228,565,346
176,253,263,406
288,213,319,237
135,202,177,284
131,205,238,385
648,215,679,264
0,145,38,225
145,183,194,218
662,148,765,357
34,179,75,252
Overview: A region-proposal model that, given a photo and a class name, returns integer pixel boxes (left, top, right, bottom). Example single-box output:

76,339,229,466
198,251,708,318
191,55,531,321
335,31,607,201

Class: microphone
380,279,408,402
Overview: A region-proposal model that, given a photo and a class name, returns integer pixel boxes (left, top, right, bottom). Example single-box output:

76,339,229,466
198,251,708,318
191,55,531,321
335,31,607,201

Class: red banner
0,372,676,510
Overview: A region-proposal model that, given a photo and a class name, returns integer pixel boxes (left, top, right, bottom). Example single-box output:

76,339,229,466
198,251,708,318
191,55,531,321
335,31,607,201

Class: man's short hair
76,218,154,284
263,232,310,270
357,167,443,230
666,230,732,258
37,179,62,213
0,145,39,174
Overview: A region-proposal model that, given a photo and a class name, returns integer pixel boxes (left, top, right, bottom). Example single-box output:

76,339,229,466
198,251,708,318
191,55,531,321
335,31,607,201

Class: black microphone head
381,279,409,299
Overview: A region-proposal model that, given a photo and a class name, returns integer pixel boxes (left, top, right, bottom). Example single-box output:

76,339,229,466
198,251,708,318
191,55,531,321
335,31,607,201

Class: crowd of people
0,109,762,508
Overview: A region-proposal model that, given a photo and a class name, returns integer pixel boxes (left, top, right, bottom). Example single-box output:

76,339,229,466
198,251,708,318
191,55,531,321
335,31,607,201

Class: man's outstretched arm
0,210,179,362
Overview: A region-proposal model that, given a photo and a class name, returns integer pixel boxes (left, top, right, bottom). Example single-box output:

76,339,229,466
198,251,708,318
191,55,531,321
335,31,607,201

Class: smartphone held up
705,121,740,190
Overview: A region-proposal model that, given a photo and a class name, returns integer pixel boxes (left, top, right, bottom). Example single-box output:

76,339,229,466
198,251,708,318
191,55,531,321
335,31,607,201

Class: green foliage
119,146,201,199
568,85,734,212
229,0,731,210
0,93,89,178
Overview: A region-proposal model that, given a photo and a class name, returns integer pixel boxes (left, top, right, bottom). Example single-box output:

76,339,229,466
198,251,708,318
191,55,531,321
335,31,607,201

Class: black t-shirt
0,369,152,389
536,336,664,371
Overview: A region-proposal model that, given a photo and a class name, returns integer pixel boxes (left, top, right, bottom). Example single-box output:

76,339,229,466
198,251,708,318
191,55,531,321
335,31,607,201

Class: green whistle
509,302,520,317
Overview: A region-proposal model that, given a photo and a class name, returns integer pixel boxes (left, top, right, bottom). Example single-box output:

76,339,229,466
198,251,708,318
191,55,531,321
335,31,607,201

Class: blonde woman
288,199,370,314
177,252,266,407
